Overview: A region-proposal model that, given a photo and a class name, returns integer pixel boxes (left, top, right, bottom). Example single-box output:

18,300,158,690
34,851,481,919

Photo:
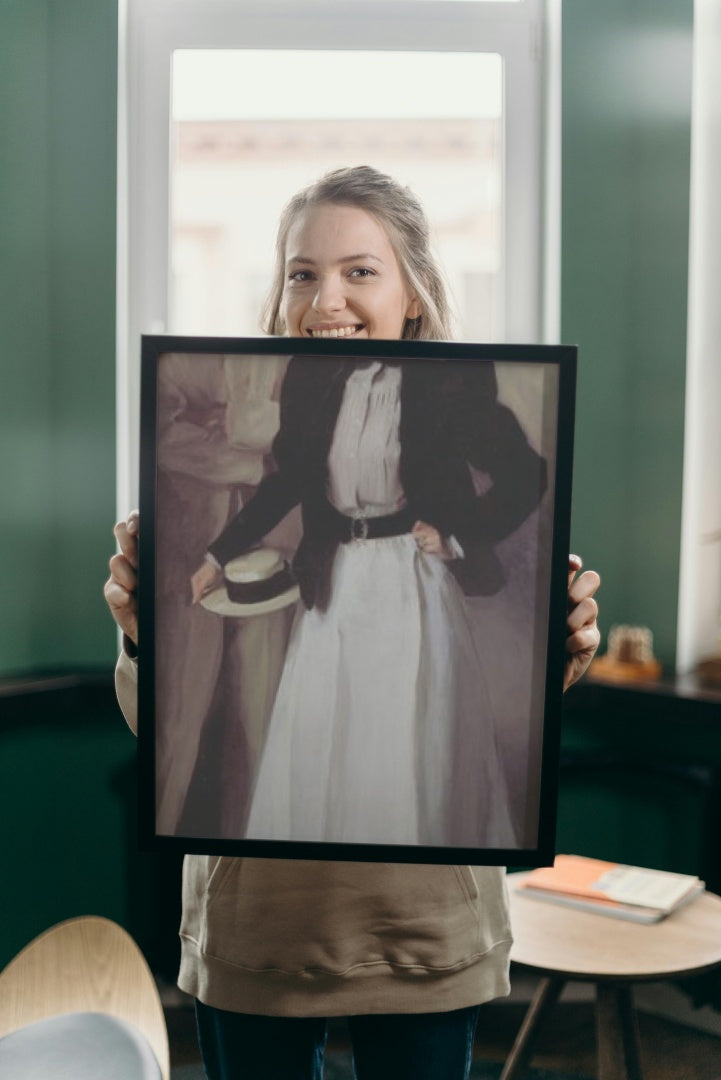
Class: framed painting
137,335,576,865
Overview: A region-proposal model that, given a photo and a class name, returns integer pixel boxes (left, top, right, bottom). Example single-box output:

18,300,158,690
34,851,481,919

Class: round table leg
596,982,643,1080
500,976,565,1080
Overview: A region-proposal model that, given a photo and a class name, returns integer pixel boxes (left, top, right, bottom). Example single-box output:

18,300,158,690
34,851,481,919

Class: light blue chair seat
0,1011,163,1079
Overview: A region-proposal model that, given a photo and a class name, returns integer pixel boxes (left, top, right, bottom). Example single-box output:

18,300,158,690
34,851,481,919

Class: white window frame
676,0,721,674
117,0,558,511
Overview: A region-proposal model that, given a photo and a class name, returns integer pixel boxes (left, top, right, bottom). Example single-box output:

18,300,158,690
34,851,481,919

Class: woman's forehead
285,203,396,262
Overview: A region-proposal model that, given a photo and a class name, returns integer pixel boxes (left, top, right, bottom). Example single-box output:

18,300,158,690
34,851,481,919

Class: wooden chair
0,915,169,1079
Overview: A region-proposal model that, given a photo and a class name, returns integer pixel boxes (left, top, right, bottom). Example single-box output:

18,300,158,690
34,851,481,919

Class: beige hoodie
116,650,512,1016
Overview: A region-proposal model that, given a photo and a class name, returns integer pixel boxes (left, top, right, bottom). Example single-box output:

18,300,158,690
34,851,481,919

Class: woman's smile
306,323,365,339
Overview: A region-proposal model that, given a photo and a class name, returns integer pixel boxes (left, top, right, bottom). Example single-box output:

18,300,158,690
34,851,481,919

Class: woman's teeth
310,325,361,338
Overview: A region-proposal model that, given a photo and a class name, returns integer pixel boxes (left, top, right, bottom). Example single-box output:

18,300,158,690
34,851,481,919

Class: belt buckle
351,516,369,541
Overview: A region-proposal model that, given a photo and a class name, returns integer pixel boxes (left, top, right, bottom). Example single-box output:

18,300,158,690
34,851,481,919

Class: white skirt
244,534,518,849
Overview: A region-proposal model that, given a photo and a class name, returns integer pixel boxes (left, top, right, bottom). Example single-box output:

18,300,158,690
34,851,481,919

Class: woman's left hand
565,554,601,691
412,520,445,555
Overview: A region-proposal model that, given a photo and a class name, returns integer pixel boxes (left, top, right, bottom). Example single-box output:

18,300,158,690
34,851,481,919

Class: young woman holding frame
106,166,600,1080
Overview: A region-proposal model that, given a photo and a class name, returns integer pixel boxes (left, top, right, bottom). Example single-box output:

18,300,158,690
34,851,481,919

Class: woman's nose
312,274,345,314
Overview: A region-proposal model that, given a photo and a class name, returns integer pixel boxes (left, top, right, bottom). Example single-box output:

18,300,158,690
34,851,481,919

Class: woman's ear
406,296,422,320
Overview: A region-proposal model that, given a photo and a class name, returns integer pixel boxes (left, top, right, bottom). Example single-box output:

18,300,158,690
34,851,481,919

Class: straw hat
200,548,300,618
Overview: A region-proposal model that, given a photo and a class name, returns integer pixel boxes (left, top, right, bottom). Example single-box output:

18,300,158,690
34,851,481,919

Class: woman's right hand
104,510,139,646
190,560,222,605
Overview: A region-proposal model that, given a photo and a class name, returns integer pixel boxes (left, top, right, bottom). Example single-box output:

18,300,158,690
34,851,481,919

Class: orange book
516,855,703,923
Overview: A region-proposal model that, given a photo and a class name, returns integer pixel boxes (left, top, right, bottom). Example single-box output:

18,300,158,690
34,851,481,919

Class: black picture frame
138,335,576,866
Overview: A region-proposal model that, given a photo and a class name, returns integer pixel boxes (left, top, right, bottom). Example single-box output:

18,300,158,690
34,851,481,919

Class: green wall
1,683,184,974
562,0,693,669
0,0,118,675
0,0,127,968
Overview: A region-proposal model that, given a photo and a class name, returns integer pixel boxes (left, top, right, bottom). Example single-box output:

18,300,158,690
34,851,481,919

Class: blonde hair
262,165,454,341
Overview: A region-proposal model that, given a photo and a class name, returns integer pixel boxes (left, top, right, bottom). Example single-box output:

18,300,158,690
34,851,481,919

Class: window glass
170,50,503,340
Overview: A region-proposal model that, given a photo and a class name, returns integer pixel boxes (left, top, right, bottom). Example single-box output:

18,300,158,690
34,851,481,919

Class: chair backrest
0,915,170,1080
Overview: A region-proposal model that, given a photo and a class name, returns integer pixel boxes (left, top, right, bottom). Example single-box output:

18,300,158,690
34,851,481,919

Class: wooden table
503,873,721,1080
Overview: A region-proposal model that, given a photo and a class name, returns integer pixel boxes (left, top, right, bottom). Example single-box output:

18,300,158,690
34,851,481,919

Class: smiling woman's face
281,203,421,341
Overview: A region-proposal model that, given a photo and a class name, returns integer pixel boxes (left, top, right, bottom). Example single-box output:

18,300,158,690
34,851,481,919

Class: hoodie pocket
192,859,509,975
180,855,237,948
454,864,480,906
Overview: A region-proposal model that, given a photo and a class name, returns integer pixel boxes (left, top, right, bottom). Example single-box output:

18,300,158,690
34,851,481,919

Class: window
169,49,504,340
118,0,556,508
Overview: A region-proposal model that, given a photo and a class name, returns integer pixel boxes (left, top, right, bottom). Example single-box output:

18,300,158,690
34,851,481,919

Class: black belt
329,503,416,542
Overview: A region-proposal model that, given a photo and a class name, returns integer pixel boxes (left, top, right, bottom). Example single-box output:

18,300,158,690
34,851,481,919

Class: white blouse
326,362,406,518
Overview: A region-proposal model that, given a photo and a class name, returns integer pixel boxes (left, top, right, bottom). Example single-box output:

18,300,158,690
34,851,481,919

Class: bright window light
170,50,504,341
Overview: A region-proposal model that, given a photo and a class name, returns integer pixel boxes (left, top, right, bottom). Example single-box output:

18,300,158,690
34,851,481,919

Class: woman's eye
288,270,313,283
349,267,375,279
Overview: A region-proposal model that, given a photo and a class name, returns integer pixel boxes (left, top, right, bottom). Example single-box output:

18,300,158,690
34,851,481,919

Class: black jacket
208,356,547,610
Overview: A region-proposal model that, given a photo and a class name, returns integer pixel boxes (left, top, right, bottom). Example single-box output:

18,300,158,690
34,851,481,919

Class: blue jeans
195,1000,481,1080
